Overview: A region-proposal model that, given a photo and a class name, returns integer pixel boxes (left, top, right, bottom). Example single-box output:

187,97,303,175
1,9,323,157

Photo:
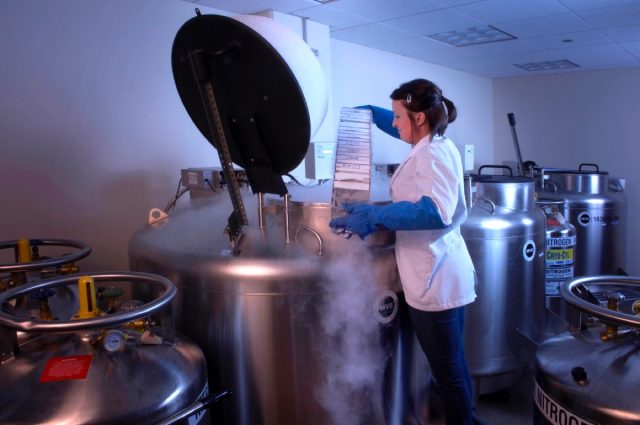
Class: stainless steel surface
129,180,431,425
534,275,640,424
461,172,546,395
0,271,209,425
539,166,627,276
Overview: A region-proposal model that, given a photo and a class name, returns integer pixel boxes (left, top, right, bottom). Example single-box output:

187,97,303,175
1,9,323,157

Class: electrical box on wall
456,144,474,171
305,142,336,180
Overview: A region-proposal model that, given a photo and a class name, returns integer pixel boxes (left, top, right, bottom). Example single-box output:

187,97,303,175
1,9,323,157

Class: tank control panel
181,167,248,198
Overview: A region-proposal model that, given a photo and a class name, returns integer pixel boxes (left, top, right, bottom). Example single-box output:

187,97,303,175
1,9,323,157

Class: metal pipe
155,390,232,425
258,193,265,229
507,113,524,176
284,194,292,243
295,225,324,256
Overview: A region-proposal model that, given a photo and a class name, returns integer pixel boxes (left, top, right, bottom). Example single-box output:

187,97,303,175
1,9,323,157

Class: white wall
330,40,494,167
0,1,219,270
0,0,493,270
493,68,640,274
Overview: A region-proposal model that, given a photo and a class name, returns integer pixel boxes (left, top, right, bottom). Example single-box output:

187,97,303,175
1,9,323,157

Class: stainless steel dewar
538,163,627,277
128,180,431,425
534,275,640,425
461,166,546,395
0,272,211,425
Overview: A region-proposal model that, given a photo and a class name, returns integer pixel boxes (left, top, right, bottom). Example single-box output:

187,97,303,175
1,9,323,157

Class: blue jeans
408,305,473,425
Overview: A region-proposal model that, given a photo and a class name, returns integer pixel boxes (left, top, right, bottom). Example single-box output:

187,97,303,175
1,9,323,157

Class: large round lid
545,163,608,176
171,12,327,182
471,164,534,184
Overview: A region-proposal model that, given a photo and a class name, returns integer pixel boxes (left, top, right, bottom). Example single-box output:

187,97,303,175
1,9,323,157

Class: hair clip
406,93,412,103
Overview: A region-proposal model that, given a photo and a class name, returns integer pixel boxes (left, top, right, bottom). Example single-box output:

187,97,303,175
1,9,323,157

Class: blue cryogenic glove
329,196,448,240
355,105,401,139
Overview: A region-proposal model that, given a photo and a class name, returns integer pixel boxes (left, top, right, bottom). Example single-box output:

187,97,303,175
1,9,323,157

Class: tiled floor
428,367,535,425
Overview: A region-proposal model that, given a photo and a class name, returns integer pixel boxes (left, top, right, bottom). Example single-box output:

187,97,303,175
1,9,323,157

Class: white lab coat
390,135,476,311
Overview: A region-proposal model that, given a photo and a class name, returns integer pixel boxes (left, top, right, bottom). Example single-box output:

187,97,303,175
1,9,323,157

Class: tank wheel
0,271,175,333
0,239,91,273
562,276,640,328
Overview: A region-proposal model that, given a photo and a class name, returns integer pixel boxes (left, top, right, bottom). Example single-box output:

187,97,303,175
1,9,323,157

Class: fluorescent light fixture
312,0,336,3
513,59,580,72
426,25,516,47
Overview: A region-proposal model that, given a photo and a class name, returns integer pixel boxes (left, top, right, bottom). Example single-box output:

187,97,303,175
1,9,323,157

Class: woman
330,78,477,424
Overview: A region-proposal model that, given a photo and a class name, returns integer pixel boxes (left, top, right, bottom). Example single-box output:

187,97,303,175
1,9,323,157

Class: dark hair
390,78,457,137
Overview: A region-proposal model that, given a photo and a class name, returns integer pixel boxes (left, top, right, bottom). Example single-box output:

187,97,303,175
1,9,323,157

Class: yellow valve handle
75,276,100,319
17,239,31,263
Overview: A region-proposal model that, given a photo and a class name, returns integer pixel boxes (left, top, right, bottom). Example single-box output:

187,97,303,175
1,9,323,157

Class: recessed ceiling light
513,59,579,72
426,25,516,47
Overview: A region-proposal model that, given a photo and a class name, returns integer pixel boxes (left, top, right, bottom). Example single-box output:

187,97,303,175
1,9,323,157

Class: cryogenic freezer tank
461,166,546,395
534,275,640,425
129,181,430,425
538,163,627,277
0,272,219,425
129,10,430,425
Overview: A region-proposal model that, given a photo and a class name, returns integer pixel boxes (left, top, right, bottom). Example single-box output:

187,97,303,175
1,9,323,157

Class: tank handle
543,180,559,193
561,276,640,329
578,163,599,172
0,272,176,336
478,165,513,176
295,225,324,256
473,197,496,214
0,239,91,273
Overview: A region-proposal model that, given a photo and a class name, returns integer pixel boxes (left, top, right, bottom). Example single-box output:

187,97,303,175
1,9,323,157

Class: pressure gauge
103,329,127,352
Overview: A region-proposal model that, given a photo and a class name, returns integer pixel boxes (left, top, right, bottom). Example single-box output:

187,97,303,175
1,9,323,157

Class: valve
74,276,101,319
30,288,56,320
97,286,125,314
600,291,625,341
16,239,31,263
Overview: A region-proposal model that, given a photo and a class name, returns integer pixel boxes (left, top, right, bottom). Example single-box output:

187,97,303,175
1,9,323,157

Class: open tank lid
171,11,327,195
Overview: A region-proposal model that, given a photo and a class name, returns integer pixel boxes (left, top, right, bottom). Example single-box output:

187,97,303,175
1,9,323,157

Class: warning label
534,381,595,425
40,355,92,382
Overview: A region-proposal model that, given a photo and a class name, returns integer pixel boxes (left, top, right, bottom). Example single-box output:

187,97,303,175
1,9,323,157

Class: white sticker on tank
534,380,595,425
523,239,536,262
577,212,591,227
373,290,399,324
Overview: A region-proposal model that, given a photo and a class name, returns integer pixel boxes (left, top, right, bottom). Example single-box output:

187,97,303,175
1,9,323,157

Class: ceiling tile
384,8,484,35
576,3,640,28
526,30,612,50
332,23,416,45
454,0,570,24
370,36,452,55
557,0,639,12
495,13,593,38
579,52,640,68
450,38,540,56
321,0,445,22
546,43,627,62
600,24,640,42
621,40,640,53
291,5,372,29
486,50,559,65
